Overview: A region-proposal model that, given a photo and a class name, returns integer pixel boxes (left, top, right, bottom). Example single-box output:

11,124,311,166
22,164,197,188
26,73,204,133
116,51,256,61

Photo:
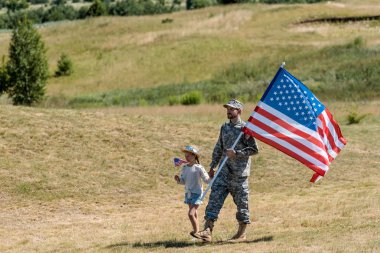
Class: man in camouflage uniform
198,99,258,242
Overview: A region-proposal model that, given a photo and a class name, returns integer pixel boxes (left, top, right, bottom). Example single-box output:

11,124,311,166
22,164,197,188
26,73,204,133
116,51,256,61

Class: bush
168,95,180,105
180,91,202,105
55,53,73,77
87,0,107,17
192,0,215,9
5,0,29,12
347,111,367,125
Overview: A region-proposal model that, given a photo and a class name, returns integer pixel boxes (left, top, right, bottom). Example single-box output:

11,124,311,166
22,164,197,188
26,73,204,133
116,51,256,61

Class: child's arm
199,166,211,184
175,167,186,185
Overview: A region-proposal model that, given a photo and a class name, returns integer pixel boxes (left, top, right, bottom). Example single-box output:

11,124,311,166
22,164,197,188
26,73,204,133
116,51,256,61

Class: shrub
347,111,367,125
5,0,29,12
168,95,180,105
55,53,73,77
180,91,202,105
87,0,107,17
192,0,214,9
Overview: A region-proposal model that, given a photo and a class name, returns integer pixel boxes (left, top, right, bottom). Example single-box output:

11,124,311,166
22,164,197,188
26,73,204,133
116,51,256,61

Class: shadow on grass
106,236,273,249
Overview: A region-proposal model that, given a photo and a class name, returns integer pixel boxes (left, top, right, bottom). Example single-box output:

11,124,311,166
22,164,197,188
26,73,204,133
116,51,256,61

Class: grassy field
0,0,379,252
1,0,380,102
0,100,379,252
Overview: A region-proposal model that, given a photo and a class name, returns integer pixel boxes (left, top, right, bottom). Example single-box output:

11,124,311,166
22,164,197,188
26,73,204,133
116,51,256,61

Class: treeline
0,0,178,29
0,0,328,29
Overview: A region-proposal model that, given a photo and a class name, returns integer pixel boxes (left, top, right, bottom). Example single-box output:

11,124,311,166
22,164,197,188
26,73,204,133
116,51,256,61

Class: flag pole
200,131,244,201
281,62,286,68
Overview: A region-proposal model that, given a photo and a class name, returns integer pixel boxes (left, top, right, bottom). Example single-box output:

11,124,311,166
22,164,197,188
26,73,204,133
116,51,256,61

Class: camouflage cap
223,99,244,110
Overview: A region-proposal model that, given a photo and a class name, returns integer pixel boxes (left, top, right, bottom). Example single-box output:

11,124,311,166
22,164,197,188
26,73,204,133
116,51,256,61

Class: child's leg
188,204,199,233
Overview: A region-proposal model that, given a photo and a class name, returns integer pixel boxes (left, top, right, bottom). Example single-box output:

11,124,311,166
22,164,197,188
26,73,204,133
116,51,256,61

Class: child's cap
181,145,200,158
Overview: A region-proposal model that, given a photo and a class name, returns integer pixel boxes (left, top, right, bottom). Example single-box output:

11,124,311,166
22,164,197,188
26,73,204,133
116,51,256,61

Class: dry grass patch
0,101,379,252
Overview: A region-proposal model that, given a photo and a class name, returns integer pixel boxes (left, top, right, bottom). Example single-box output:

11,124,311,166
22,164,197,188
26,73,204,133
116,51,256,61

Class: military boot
228,222,247,242
197,219,214,242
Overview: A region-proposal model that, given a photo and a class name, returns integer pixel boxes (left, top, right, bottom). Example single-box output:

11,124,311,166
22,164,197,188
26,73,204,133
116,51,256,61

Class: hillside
0,101,379,252
1,0,380,105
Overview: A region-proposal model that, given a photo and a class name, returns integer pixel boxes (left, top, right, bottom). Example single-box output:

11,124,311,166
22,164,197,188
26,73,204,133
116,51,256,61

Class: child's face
184,152,196,163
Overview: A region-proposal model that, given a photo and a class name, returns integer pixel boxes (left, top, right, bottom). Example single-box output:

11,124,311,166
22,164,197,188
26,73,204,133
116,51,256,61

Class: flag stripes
243,100,346,182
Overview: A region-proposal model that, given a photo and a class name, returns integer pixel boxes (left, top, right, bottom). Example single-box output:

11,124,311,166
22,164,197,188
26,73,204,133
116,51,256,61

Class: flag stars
284,102,288,106
270,97,274,101
287,107,291,111
274,91,277,95
276,97,280,101
279,91,283,95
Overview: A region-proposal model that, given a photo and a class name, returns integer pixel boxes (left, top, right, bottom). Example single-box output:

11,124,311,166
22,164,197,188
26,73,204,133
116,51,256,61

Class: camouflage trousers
205,169,250,224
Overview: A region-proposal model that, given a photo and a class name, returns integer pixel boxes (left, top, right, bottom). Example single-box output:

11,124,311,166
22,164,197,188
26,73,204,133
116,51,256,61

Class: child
174,145,211,239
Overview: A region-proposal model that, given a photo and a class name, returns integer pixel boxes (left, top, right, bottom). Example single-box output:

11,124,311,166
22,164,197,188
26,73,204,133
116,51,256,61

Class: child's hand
174,175,180,182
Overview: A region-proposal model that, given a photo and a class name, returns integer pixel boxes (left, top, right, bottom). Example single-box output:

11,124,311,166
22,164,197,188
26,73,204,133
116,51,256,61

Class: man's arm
209,126,224,174
209,126,224,169
235,134,259,157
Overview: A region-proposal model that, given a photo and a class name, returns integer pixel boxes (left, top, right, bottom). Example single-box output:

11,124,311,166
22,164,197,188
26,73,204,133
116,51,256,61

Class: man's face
226,106,239,120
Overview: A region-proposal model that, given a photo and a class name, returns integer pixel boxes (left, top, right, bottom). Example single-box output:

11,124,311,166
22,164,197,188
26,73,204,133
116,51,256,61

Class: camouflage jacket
210,118,258,177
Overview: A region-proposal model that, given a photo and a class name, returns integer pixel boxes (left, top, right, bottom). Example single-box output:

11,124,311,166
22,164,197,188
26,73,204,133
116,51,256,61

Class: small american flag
243,67,347,182
174,157,188,167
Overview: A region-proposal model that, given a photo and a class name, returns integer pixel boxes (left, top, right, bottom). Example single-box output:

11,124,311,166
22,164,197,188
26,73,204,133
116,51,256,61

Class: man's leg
229,177,250,241
198,173,229,242
204,173,229,222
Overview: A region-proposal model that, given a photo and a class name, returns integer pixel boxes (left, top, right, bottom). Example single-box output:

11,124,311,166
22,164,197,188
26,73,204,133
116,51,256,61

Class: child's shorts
184,192,202,205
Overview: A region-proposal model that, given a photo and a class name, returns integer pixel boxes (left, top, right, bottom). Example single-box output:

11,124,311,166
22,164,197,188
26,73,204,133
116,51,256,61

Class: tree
55,53,73,77
87,0,107,17
6,17,48,106
4,0,29,12
0,56,9,95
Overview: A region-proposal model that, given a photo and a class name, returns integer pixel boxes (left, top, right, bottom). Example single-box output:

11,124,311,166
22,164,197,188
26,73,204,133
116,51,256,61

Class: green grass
0,0,379,107
49,40,379,108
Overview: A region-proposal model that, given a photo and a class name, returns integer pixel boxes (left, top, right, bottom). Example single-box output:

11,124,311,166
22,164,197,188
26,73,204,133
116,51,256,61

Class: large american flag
242,67,347,182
